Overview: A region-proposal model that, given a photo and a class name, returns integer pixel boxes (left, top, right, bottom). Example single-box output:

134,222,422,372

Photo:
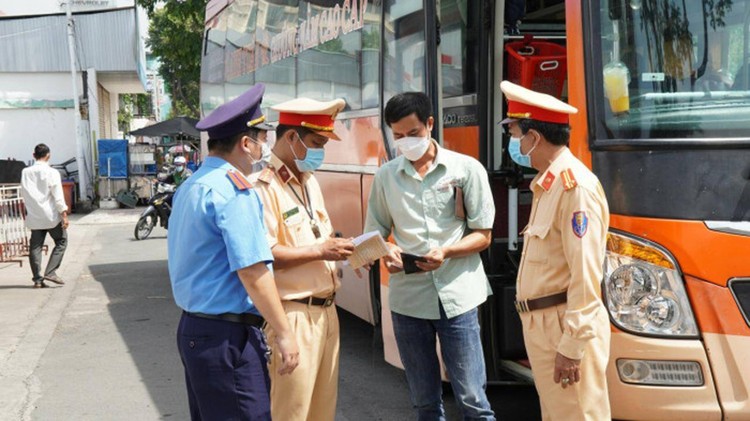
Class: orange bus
200,0,750,418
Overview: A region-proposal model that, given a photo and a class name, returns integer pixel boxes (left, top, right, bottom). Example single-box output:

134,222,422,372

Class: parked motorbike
134,181,175,240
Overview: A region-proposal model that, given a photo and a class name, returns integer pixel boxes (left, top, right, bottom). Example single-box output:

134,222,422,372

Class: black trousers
29,222,67,284
177,312,271,420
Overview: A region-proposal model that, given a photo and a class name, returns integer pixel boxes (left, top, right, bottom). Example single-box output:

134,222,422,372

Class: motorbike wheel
134,215,156,240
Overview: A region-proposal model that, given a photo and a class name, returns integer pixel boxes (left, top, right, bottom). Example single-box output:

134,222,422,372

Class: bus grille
730,279,750,328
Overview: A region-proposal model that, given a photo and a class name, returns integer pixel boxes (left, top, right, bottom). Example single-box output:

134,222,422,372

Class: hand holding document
347,231,390,269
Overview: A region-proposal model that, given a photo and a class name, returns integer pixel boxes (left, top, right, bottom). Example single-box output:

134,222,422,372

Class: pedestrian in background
254,97,355,421
500,80,611,420
168,83,299,420
20,143,68,289
364,92,496,420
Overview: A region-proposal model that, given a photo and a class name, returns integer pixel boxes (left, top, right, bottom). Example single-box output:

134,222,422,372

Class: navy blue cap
196,84,267,139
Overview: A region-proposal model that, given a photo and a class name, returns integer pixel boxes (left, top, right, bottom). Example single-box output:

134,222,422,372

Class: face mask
260,142,272,163
175,165,185,173
396,134,431,161
508,134,537,168
292,134,325,173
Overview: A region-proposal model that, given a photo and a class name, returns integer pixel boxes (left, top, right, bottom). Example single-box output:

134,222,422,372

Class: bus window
440,0,481,159
440,0,479,98
200,12,227,115
255,1,297,109
296,1,380,110
591,0,750,141
224,0,258,90
384,0,428,100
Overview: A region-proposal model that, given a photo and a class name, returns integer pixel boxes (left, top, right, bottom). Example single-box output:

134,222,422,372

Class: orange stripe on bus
685,275,750,336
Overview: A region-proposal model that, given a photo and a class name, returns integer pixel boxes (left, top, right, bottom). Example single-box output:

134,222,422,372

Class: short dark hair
275,124,314,141
207,128,261,154
518,119,571,146
384,92,432,126
33,143,50,159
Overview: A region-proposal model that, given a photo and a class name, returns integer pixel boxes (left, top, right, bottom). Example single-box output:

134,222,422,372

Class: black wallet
401,253,427,274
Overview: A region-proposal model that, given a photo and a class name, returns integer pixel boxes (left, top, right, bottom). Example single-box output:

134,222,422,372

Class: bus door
437,0,529,381
486,0,569,381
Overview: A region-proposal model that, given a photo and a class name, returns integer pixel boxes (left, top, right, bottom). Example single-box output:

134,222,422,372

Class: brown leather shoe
43,275,65,285
33,282,48,289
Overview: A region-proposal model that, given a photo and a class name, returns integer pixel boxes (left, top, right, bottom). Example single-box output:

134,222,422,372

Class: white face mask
395,134,431,161
260,142,272,163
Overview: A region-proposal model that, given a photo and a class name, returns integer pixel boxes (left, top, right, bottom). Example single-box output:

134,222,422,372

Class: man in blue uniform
168,83,299,420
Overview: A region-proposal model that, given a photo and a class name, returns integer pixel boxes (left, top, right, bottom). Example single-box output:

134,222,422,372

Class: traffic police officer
168,83,299,420
500,81,611,420
253,97,355,421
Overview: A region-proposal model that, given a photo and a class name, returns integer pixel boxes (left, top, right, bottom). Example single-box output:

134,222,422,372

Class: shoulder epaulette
257,167,274,184
226,169,253,190
560,168,578,191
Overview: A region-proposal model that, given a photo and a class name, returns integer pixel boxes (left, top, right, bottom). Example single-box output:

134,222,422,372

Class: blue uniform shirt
168,156,273,315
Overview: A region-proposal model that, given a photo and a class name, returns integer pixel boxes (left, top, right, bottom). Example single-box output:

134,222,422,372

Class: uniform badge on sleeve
571,211,588,238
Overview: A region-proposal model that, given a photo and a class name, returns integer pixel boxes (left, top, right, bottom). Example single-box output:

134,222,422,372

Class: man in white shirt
20,144,69,289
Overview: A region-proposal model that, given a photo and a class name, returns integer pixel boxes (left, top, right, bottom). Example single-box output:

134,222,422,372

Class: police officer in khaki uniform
500,81,611,420
253,97,355,421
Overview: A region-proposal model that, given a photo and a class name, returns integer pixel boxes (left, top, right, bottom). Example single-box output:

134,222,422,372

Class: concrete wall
0,73,81,165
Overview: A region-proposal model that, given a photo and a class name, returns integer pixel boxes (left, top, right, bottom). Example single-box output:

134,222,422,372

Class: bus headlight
603,231,698,337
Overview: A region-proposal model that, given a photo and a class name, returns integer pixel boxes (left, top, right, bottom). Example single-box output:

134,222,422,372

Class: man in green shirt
364,92,496,420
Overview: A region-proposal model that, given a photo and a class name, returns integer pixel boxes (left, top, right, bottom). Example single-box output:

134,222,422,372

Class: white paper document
347,231,389,269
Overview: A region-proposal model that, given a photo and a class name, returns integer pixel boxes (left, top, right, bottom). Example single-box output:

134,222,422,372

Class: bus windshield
591,0,750,141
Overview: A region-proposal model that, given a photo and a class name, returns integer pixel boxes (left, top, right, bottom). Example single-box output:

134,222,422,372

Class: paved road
1,209,541,420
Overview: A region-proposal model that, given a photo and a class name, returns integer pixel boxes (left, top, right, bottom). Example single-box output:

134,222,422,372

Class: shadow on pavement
88,259,186,419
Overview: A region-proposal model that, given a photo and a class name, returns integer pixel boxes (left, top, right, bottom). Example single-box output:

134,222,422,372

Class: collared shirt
364,141,496,320
20,161,68,230
253,154,338,300
167,156,273,315
517,148,610,360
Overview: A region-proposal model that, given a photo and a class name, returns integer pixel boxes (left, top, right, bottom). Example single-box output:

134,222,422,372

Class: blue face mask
292,135,325,173
508,135,536,168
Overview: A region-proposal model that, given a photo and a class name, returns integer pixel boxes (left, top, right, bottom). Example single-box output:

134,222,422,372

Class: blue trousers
392,305,495,421
177,312,271,420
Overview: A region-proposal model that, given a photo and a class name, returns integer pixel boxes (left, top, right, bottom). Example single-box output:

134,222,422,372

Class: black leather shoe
33,282,48,289
44,275,65,285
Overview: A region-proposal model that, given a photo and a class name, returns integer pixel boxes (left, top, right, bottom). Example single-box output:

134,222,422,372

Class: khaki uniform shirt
254,154,338,300
364,141,495,319
517,148,610,360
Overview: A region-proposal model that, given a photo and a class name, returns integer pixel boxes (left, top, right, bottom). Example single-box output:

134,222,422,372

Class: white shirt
20,161,68,230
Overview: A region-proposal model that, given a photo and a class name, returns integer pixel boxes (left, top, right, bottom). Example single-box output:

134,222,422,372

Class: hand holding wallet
401,252,427,274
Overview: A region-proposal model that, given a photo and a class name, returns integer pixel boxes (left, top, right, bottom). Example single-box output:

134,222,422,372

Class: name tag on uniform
282,206,303,226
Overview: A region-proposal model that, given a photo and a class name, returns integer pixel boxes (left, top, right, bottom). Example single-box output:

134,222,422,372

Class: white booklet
347,231,389,269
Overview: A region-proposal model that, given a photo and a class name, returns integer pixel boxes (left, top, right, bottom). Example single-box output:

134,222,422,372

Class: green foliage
137,0,205,118
118,93,152,132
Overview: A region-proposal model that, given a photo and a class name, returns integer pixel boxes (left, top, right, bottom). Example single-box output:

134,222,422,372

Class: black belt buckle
323,295,335,307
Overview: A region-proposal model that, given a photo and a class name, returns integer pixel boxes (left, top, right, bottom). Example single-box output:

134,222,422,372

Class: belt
290,293,336,307
515,291,567,314
186,311,265,328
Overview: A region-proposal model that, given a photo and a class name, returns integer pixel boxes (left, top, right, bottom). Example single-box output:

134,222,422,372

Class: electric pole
64,0,89,203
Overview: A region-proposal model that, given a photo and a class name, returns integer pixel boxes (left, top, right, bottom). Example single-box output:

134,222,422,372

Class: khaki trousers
521,304,611,421
265,300,340,421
